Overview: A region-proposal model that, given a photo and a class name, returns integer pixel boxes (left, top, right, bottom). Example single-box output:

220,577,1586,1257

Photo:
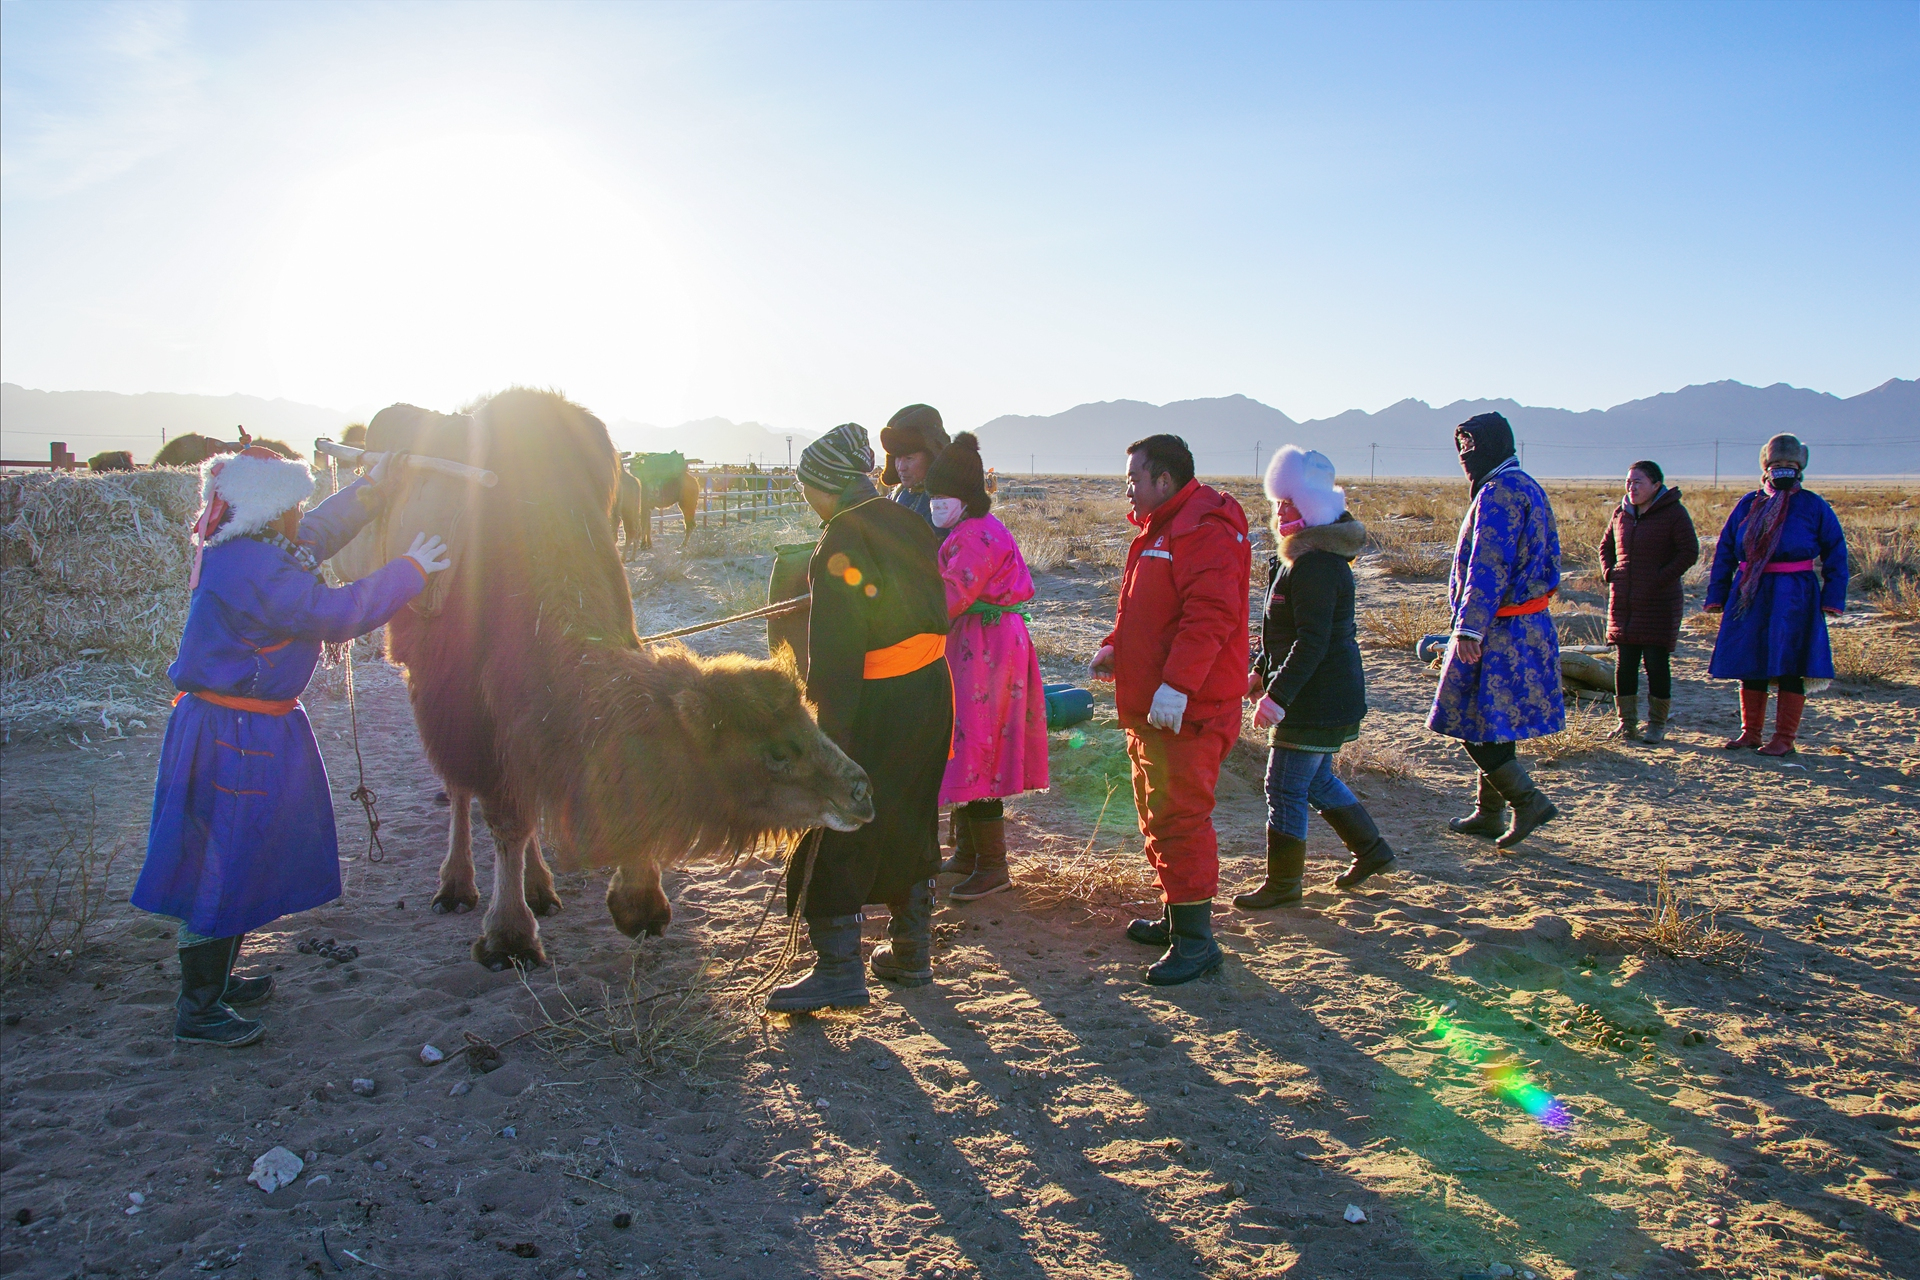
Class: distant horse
616,465,699,556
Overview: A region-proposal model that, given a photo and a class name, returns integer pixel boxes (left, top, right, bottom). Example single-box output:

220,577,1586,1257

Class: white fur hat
1264,445,1346,527
198,448,315,548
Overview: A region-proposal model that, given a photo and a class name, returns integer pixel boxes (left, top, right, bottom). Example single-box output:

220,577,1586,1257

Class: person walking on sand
1703,434,1848,757
1600,460,1699,743
922,433,1049,902
1089,435,1252,986
1236,447,1399,909
880,403,952,537
133,448,449,1047
766,424,954,1013
1431,413,1566,850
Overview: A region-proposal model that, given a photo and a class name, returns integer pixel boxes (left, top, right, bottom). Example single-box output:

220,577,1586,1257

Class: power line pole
1370,442,1377,481
1254,440,1260,479
1030,453,1035,475
1713,439,1720,490
786,435,792,468
1520,439,1526,468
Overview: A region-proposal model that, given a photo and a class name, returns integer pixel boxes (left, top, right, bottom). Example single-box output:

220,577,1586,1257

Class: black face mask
1766,466,1801,491
1455,413,1516,489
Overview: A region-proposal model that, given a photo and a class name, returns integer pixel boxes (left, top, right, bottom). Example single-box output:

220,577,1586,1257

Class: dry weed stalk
0,803,125,983
517,957,740,1074
1359,595,1452,650
1011,779,1156,911
1365,519,1453,579
1333,730,1417,781
1592,861,1758,969
1528,702,1614,763
1828,625,1909,685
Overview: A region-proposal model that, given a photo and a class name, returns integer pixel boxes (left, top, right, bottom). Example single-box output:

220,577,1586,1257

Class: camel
338,391,872,968
152,432,297,467
616,456,699,555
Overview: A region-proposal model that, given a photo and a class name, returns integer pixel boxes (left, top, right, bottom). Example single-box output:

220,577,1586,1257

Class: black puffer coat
1599,486,1699,650
1253,514,1368,730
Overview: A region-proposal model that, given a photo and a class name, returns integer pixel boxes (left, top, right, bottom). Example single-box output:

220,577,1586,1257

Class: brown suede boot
1724,686,1767,749
949,817,1011,901
1643,696,1673,743
1610,693,1642,741
940,808,975,876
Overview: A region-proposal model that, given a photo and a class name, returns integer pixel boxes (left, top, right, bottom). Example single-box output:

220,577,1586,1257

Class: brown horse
347,392,872,968
617,467,699,556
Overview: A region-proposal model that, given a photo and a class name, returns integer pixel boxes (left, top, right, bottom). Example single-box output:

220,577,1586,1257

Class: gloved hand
1089,645,1116,682
1146,683,1188,733
1253,696,1285,729
405,532,451,576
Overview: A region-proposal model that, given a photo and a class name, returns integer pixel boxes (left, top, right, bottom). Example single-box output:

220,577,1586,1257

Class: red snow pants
1123,710,1240,904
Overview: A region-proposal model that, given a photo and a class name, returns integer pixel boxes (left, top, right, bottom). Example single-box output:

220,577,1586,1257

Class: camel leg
606,861,672,939
432,786,479,914
523,832,563,917
473,807,547,970
680,487,696,549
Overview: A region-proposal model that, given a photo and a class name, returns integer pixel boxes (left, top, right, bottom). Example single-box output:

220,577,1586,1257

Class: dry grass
1011,778,1157,912
1333,729,1418,781
1364,518,1453,579
1828,624,1909,686
518,958,741,1074
1528,701,1615,763
0,804,126,984
1589,860,1759,969
1359,594,1452,650
995,493,1131,572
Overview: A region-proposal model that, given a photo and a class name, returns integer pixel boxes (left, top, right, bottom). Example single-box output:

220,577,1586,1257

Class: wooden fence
650,468,809,538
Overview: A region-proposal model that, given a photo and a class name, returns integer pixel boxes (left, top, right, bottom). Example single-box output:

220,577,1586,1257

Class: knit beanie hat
925,432,990,517
1760,433,1810,472
797,423,875,496
879,404,949,486
188,445,316,587
1263,445,1346,528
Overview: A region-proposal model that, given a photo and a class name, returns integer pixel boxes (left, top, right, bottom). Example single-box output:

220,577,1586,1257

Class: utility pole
1370,442,1377,481
1030,453,1035,475
786,435,792,467
1254,441,1261,479
1713,439,1720,490
1520,439,1526,468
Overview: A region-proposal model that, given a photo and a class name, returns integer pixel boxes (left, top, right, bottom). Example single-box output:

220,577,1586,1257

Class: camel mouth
820,805,872,833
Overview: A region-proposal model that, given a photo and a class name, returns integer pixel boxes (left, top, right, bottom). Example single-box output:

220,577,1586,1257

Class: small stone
612,1212,632,1229
814,1097,830,1109
419,1043,445,1065
1488,1266,1514,1278
1343,1204,1367,1224
449,1081,472,1097
371,1161,387,1172
416,1135,438,1149
351,1078,376,1096
800,1182,817,1195
246,1146,304,1193
581,1136,600,1147
127,1192,145,1205
1705,1216,1724,1228
500,1126,516,1139
125,1205,141,1216
306,1174,332,1187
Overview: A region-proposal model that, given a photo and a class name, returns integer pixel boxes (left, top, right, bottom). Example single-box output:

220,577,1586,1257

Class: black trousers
1615,643,1673,699
1463,741,1517,774
1743,676,1805,695
960,798,1003,821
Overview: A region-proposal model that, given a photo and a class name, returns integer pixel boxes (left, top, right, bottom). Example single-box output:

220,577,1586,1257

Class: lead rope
342,638,387,864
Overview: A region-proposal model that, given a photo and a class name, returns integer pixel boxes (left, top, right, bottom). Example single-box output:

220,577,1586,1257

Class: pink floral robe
938,514,1050,806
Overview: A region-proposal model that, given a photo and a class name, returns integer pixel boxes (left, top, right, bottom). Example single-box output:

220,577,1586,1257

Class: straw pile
0,468,201,682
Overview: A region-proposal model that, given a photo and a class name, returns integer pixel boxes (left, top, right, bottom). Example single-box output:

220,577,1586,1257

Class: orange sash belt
863,633,946,680
1495,590,1555,618
175,690,300,716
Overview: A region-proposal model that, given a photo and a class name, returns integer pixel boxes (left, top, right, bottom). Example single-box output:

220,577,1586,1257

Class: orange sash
1495,590,1555,618
863,633,946,680
175,690,300,716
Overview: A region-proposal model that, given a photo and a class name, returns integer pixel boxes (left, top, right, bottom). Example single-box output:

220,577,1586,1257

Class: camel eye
763,740,800,771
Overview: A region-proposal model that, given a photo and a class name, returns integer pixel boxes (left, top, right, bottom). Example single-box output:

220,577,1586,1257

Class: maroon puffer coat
1599,486,1700,649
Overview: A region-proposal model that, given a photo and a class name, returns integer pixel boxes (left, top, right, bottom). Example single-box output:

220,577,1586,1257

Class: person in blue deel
132,445,450,1047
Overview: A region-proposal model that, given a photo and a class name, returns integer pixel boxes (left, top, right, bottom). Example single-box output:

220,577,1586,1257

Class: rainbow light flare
1424,1009,1571,1130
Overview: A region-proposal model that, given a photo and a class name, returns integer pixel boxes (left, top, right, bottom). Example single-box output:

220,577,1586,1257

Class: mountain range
975,379,1919,479
4,378,1912,478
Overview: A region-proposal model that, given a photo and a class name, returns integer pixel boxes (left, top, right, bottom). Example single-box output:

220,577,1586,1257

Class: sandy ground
3,483,1918,1280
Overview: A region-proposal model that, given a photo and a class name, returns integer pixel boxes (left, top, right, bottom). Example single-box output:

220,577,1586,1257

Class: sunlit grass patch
1359,594,1452,650
1588,860,1759,969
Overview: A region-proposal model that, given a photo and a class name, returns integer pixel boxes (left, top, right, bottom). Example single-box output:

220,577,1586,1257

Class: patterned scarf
1732,480,1794,616
247,528,323,577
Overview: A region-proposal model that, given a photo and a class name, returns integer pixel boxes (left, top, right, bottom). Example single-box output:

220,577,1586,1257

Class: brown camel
336,391,872,968
616,463,699,555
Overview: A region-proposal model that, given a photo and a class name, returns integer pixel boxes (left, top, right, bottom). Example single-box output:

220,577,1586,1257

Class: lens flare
1424,1006,1570,1129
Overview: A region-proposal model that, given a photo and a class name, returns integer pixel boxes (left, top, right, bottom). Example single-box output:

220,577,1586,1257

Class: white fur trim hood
200,452,316,546
1264,445,1346,527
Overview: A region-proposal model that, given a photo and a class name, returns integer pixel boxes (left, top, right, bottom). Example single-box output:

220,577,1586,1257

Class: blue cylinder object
1043,683,1095,730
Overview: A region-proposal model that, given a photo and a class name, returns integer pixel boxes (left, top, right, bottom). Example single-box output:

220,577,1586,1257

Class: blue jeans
1264,747,1358,840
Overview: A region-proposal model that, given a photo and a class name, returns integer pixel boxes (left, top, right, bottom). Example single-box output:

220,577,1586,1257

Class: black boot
765,915,870,1012
1321,804,1398,891
1127,905,1170,947
1487,760,1557,849
1145,902,1223,986
1232,829,1305,909
1448,773,1507,838
870,880,934,987
174,939,264,1047
222,935,274,1006
939,809,975,876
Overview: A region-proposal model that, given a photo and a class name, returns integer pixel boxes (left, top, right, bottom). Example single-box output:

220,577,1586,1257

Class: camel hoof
472,934,546,970
526,885,564,918
607,892,671,941
432,889,478,915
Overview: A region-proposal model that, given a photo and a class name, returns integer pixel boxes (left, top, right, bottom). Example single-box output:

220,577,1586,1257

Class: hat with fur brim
188,446,316,587
879,404,949,486
1264,445,1346,528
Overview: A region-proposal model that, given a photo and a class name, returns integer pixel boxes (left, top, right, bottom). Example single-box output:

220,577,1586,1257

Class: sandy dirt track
2,479,1918,1280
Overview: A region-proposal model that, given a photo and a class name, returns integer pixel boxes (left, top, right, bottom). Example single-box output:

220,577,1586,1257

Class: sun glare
267,132,695,416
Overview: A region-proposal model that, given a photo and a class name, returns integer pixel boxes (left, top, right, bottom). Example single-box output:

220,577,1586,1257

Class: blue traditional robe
1705,488,1847,681
1427,460,1566,743
132,480,427,938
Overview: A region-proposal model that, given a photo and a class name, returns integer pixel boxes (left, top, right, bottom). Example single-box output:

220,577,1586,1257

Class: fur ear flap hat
879,404,949,486
188,446,315,587
1264,445,1346,528
925,432,991,518
1760,433,1810,472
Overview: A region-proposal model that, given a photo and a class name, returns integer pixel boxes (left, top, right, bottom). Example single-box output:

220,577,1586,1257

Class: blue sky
1,0,1913,433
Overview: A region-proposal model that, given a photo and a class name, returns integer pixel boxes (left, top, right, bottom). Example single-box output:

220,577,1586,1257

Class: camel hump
629,451,687,490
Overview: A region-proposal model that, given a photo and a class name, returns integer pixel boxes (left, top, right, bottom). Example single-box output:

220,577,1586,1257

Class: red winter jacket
1103,480,1253,724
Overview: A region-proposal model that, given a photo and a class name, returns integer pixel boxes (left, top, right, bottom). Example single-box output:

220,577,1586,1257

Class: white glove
1147,683,1188,733
405,532,451,576
1253,696,1285,729
1089,644,1116,682
362,450,391,485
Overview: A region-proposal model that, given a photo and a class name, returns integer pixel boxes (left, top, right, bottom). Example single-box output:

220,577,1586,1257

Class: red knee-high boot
1759,691,1805,757
1724,686,1767,749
